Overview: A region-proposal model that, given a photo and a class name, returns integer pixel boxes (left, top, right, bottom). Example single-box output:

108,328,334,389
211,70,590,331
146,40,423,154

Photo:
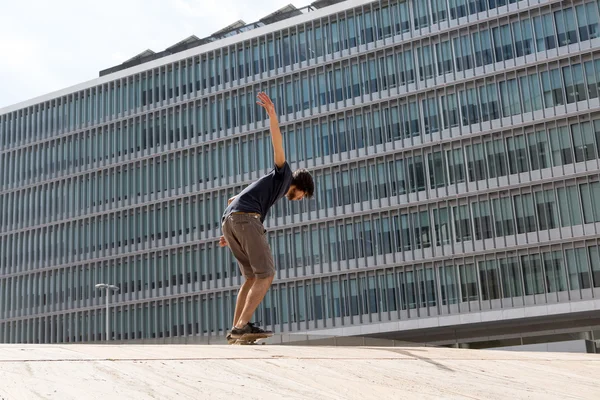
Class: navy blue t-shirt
223,162,292,222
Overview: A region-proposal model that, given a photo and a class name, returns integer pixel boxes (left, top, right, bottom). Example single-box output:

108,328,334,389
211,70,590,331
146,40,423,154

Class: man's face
286,186,305,201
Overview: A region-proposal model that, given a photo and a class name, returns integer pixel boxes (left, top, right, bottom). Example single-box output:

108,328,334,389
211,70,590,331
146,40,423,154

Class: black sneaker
230,322,272,338
226,333,236,344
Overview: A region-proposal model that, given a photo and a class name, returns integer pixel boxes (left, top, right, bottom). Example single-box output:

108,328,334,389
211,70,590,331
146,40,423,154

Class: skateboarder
220,92,314,342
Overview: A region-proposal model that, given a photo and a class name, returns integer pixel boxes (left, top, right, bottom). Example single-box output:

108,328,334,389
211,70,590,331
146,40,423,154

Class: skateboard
227,333,273,345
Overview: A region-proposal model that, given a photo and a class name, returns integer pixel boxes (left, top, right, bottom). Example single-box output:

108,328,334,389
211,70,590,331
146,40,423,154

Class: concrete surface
0,344,599,400
490,339,596,353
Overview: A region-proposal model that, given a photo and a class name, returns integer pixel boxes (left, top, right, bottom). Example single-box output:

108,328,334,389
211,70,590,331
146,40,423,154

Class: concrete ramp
0,344,598,399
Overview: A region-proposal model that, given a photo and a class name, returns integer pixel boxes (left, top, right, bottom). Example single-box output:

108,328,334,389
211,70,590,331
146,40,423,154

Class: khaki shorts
222,213,275,279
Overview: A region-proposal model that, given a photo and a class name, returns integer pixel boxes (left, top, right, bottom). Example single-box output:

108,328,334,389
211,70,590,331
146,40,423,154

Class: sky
0,0,301,108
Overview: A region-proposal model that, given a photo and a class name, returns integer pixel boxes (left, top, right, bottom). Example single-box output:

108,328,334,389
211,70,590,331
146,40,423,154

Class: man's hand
256,92,276,116
219,236,228,247
227,196,236,205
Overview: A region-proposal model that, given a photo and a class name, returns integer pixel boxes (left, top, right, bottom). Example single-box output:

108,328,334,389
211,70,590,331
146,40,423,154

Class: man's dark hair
292,169,314,198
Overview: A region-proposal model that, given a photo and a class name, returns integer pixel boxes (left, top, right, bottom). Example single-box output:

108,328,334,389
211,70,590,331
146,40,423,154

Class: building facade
2,0,600,346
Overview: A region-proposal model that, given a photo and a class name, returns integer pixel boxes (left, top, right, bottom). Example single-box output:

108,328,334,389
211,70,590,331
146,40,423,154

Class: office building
2,0,600,347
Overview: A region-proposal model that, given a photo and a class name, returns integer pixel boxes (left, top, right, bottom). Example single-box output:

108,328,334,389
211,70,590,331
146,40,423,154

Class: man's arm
257,92,285,168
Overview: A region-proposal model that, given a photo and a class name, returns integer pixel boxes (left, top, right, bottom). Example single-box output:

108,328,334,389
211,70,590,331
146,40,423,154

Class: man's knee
255,273,274,283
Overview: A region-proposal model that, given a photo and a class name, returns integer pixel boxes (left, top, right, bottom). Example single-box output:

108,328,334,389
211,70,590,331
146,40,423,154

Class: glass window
431,0,448,24
361,11,374,45
492,25,514,62
406,155,425,192
472,200,493,240
453,205,472,242
402,101,420,137
479,260,501,300
580,182,600,223
459,263,478,302
554,8,578,47
473,29,494,67
447,148,466,184
433,207,450,246
537,14,557,51
519,74,544,114
418,45,434,80
521,254,545,295
395,214,412,252
460,88,480,126
398,50,415,84
513,19,534,57
428,151,446,189
572,64,586,103
527,131,550,170
584,61,599,99
506,135,529,174
479,84,500,122
466,143,487,182
550,68,566,106
442,93,459,129
514,193,536,234
576,3,600,41
572,122,597,162
535,189,558,230
544,251,568,292
557,185,582,227
422,98,440,134
549,126,573,167
500,79,521,117
588,246,600,288
486,138,508,178
492,196,515,237
450,0,468,20
501,257,523,298
562,65,586,104
400,271,417,310
394,2,410,34
565,248,591,290
413,211,431,249
594,119,600,157
440,265,458,305
414,0,430,29
385,55,396,89
436,40,453,75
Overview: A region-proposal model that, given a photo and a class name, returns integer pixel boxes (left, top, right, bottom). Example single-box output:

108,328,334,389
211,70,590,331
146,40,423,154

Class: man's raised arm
256,92,285,168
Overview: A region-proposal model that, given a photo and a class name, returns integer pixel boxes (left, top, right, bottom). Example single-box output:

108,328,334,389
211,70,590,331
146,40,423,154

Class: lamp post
95,283,120,341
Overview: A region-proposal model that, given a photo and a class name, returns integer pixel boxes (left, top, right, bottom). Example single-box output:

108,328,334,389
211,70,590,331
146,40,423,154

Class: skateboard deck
227,333,273,345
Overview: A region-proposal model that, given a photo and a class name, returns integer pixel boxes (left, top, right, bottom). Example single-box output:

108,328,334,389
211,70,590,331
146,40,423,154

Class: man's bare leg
232,277,255,329
235,275,274,328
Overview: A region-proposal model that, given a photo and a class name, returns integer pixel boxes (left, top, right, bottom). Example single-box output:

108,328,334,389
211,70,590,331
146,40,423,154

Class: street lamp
95,283,120,341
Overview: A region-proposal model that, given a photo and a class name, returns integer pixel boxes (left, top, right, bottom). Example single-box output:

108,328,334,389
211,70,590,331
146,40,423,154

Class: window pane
565,248,591,290
543,251,568,292
440,265,458,305
479,260,501,300
514,193,536,234
571,122,597,162
459,263,478,302
535,189,558,230
453,205,472,242
433,207,450,246
588,246,600,288
493,197,515,237
557,185,582,227
580,182,600,223
521,254,545,295
501,257,523,298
